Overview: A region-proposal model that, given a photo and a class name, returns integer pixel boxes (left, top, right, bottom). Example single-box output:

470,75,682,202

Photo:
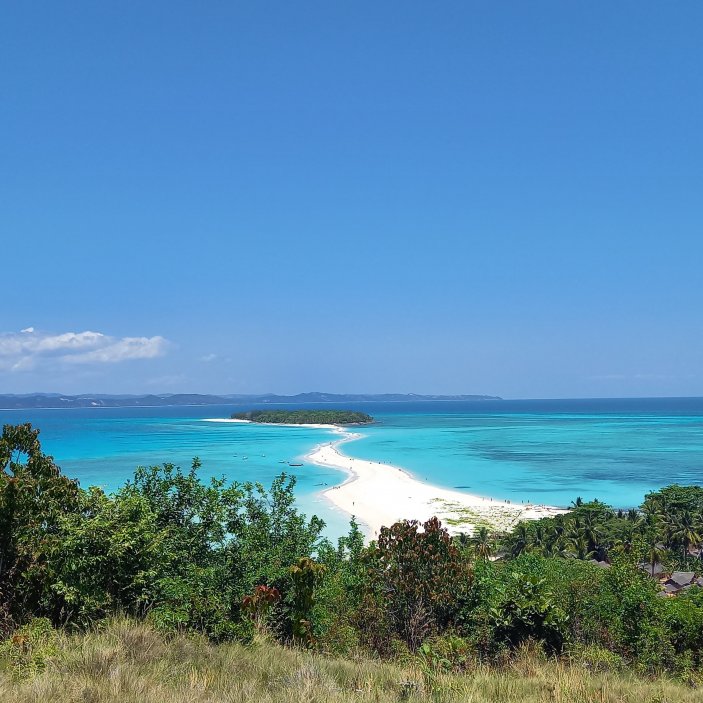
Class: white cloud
200,353,218,362
0,328,169,372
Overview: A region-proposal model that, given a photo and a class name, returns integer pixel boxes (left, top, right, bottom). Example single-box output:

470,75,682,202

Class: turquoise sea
2,398,702,539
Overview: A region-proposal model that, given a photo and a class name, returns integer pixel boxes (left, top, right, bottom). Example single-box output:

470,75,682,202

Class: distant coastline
0,392,501,410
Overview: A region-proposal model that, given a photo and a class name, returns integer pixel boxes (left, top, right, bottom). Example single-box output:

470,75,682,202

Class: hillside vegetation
231,409,374,425
1,619,700,703
2,422,703,698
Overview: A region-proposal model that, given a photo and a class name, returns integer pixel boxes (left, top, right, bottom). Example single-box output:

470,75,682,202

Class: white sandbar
204,418,567,539
310,429,567,539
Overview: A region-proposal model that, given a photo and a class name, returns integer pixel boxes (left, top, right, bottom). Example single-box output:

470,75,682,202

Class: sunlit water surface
2,398,702,539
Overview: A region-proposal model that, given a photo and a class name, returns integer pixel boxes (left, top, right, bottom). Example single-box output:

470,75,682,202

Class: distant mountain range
0,392,501,409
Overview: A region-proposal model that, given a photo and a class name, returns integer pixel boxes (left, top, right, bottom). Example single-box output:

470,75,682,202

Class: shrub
490,572,569,654
570,643,624,673
0,423,81,628
289,557,326,646
418,634,472,672
360,518,472,653
0,617,59,678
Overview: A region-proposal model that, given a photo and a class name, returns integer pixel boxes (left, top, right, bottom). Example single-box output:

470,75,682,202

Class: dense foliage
231,410,373,425
500,487,703,573
2,423,703,685
0,424,325,642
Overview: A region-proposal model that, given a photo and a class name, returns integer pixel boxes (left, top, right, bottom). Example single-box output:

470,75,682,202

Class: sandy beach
204,418,344,430
206,418,567,539
308,429,567,539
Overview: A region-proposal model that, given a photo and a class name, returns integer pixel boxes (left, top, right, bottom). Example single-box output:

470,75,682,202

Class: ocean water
346,398,703,510
2,398,702,539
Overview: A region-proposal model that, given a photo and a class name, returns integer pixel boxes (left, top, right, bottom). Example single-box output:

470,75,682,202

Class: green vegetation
232,409,373,424
2,422,703,699
2,619,702,703
500,486,703,572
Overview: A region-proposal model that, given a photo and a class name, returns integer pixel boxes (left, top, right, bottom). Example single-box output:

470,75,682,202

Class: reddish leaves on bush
361,517,472,652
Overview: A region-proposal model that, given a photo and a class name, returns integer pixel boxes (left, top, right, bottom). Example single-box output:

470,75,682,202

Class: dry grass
0,619,698,703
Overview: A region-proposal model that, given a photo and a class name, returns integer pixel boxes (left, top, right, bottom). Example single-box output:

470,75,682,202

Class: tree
645,535,665,578
0,424,81,630
361,518,471,651
224,474,326,604
613,521,637,556
667,510,702,563
508,523,530,558
289,557,325,646
567,534,593,561
48,487,162,627
472,526,494,560
491,572,569,654
241,584,280,638
581,512,603,558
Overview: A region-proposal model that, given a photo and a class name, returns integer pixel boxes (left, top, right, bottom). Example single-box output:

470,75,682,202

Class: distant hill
0,392,500,409
0,393,230,409
228,392,501,404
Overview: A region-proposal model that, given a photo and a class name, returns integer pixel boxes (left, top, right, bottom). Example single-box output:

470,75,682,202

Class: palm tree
567,534,593,561
509,523,530,557
567,516,583,542
637,509,658,538
582,512,603,557
549,515,567,553
641,496,663,523
667,510,703,563
645,535,665,577
472,526,494,560
454,532,472,551
613,522,636,556
530,523,548,556
565,517,597,560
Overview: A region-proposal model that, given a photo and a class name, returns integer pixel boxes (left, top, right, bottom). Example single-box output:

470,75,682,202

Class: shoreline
307,429,567,539
204,418,567,539
203,418,347,430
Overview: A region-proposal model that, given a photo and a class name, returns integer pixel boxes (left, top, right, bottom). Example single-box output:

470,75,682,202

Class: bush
0,617,59,678
418,634,472,672
570,643,624,673
359,518,472,653
490,572,569,654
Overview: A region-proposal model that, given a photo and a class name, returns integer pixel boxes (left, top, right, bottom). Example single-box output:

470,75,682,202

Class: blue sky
2,3,702,399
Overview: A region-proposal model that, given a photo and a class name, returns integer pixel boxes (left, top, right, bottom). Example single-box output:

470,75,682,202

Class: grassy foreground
0,620,698,703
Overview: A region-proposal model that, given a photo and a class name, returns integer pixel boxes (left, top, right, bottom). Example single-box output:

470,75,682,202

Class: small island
231,409,374,425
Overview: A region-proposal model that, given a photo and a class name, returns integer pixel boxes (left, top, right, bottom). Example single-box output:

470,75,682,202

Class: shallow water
348,400,703,510
2,398,702,539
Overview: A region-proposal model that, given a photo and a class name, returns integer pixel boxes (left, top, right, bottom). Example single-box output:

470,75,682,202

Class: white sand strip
203,418,344,430
203,418,253,423
309,430,567,539
203,418,567,539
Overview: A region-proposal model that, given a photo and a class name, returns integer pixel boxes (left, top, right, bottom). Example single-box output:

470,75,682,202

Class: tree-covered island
231,409,374,425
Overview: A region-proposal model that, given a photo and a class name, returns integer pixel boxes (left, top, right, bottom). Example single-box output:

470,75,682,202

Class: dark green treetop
231,410,373,425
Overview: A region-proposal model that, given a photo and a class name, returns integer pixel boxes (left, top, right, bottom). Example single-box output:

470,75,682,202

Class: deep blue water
2,398,702,538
